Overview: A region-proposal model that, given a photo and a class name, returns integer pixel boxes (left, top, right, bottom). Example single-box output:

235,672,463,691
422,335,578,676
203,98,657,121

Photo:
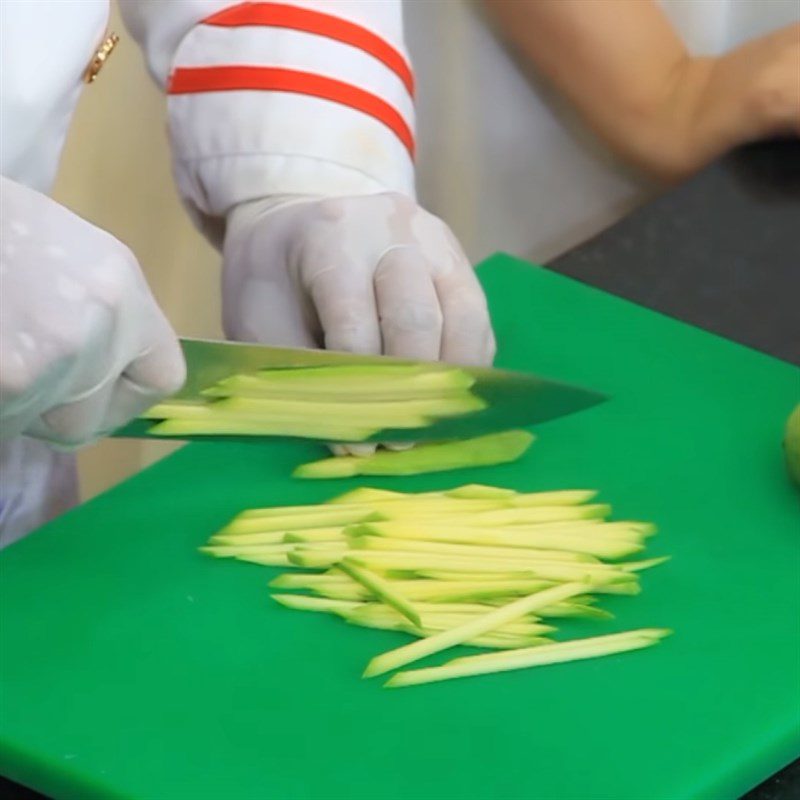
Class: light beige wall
52,5,222,499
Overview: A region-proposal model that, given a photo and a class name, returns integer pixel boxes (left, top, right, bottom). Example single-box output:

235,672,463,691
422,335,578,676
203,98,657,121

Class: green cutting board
1,256,798,800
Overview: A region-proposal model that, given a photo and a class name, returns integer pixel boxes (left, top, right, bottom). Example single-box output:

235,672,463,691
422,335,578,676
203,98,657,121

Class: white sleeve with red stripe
120,1,416,225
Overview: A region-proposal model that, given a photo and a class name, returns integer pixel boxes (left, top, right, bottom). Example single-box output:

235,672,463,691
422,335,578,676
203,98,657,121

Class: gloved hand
222,193,496,365
222,192,495,454
0,178,186,446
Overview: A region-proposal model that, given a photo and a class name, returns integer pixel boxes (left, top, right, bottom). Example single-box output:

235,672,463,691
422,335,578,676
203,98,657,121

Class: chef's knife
115,337,606,442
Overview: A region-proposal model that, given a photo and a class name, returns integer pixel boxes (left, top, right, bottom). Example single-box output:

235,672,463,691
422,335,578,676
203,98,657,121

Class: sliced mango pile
202,484,671,687
142,363,485,442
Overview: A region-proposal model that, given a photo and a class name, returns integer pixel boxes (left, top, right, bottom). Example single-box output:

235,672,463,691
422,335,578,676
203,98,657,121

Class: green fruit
784,404,800,486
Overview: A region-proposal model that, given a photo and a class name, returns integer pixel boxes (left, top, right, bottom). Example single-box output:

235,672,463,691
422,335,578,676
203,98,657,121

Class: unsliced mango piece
293,430,535,479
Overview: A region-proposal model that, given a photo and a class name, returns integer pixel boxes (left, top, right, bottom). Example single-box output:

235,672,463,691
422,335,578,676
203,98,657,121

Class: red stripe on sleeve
168,66,415,158
202,2,414,96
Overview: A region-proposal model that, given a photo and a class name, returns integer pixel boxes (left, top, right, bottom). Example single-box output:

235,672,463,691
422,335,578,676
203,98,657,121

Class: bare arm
484,0,800,181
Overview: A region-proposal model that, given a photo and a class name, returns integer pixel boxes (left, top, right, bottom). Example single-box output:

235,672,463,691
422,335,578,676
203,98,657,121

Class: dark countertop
2,141,798,800
550,139,800,366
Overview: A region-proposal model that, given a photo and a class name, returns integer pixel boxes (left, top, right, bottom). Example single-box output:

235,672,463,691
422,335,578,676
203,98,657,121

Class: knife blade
115,337,606,442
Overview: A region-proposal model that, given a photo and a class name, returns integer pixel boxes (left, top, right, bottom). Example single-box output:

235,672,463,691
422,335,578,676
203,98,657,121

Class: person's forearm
483,0,797,181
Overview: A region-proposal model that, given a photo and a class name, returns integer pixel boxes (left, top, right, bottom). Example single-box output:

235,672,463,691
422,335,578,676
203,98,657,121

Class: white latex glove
222,192,495,454
0,178,186,447
223,192,495,361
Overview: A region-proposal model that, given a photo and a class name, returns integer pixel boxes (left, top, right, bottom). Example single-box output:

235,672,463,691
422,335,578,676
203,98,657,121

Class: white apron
0,0,109,546
406,0,800,264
